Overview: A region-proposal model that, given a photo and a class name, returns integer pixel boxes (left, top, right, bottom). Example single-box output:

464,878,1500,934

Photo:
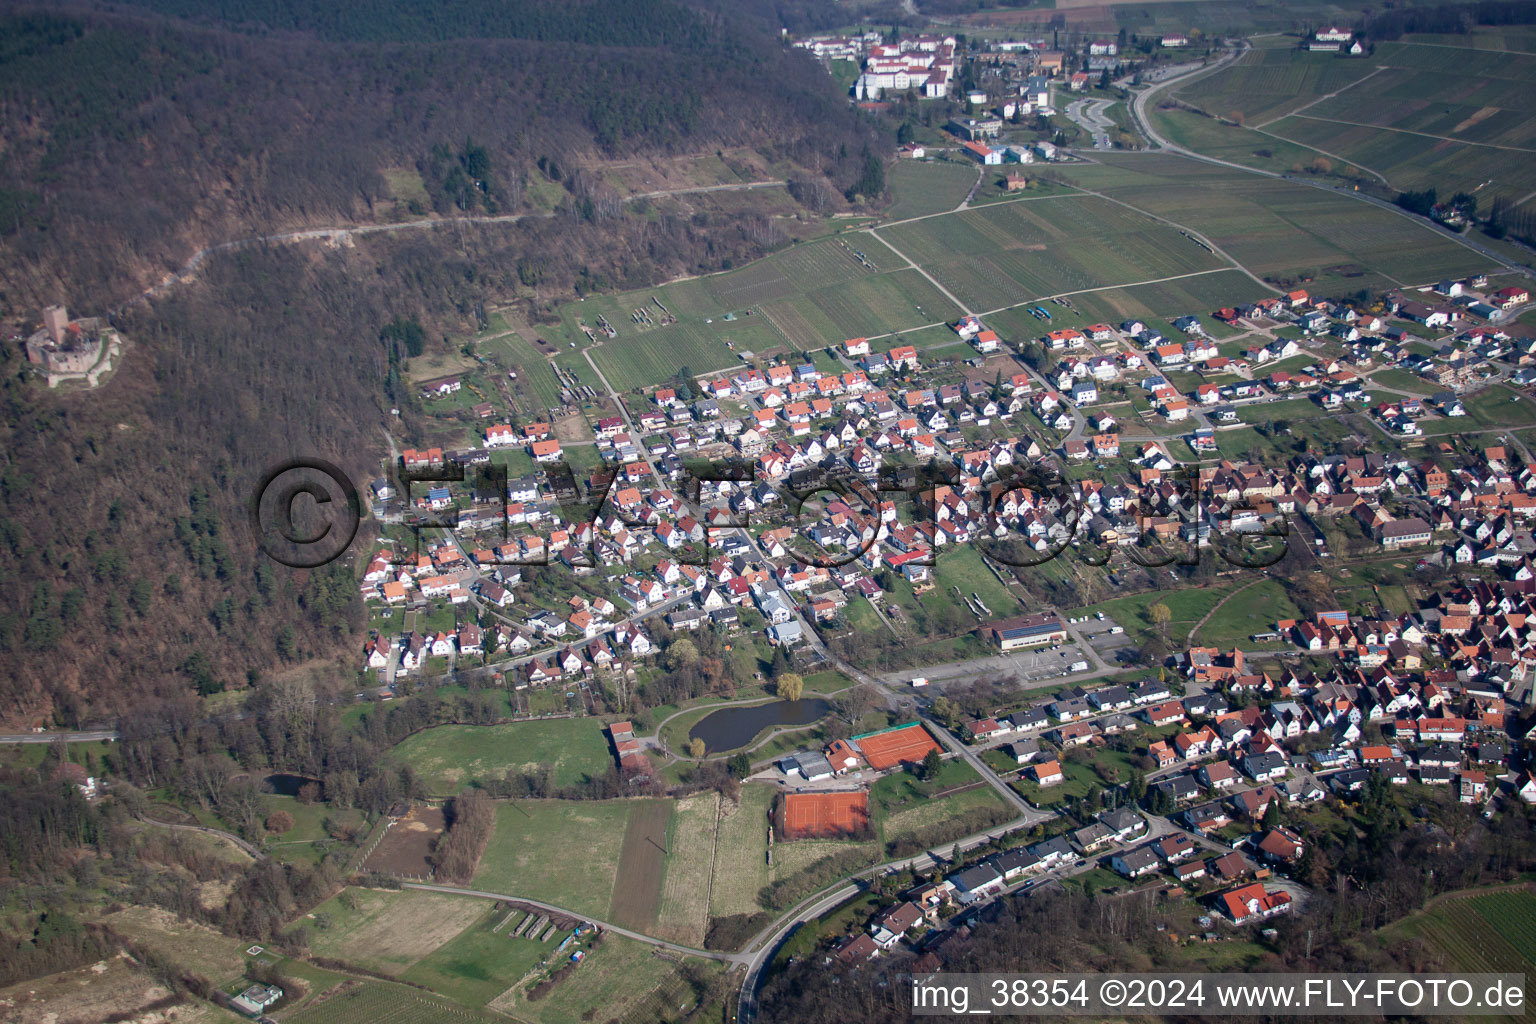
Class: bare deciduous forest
0,0,891,723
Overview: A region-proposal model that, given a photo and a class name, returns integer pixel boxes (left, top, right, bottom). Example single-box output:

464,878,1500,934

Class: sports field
390,718,614,794
854,722,943,771
782,790,870,839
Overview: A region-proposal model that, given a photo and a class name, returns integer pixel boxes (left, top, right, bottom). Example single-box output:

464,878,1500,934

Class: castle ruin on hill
24,304,122,388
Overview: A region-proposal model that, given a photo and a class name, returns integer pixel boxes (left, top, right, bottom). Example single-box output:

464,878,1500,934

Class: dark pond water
688,698,832,753
263,773,319,796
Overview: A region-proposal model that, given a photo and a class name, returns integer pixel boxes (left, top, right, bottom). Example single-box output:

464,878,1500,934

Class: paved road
735,813,1042,1024
137,814,265,859
0,730,118,744
1065,97,1116,150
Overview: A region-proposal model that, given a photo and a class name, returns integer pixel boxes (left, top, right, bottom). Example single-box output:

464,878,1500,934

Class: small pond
688,698,832,753
263,773,320,797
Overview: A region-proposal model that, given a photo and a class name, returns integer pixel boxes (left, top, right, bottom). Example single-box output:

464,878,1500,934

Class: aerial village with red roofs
364,245,1536,968
11,6,1536,1023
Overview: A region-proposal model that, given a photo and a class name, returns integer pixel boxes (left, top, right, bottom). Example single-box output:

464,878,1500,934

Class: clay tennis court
854,722,942,771
783,790,870,839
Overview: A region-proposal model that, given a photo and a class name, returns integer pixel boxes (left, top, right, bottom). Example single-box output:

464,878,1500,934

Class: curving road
137,814,265,859
402,882,748,962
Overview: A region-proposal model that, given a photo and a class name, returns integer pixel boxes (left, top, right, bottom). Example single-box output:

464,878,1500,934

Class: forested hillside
0,1,882,303
0,0,889,724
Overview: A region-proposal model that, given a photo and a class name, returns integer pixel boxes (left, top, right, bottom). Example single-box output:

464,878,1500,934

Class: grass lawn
264,796,367,864
1369,367,1430,393
1075,583,1237,648
390,718,614,795
1014,758,1098,806
709,784,774,919
869,758,975,814
101,905,253,987
871,759,1010,846
1458,385,1536,431
1189,579,1301,648
473,801,634,920
932,544,1025,620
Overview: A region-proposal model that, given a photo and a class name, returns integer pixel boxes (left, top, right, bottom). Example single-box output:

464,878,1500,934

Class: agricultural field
590,321,746,393
489,935,713,1024
1148,105,1379,182
307,888,487,975
1053,154,1493,294
473,800,634,919
986,268,1271,344
654,792,720,947
1378,887,1536,1024
399,907,554,1008
886,160,981,220
875,195,1232,314
284,979,504,1024
708,783,775,918
389,718,614,795
477,330,565,411
609,799,674,931
1169,40,1383,129
517,144,1495,397
1173,37,1536,206
760,268,963,349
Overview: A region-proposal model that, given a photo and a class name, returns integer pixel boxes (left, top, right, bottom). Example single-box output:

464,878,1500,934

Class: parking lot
1068,611,1137,660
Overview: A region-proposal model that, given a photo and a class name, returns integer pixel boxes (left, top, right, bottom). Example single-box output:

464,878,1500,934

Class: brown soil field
362,805,444,877
609,799,672,930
